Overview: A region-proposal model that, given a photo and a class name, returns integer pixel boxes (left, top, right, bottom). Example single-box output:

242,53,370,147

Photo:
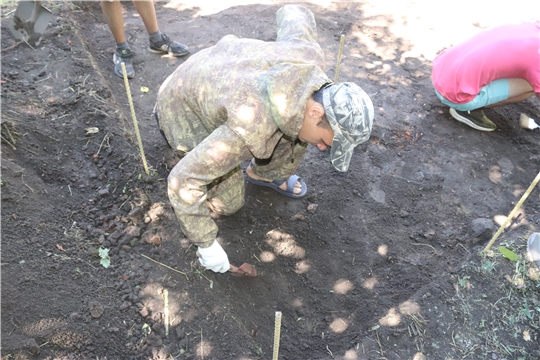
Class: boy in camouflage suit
155,5,374,273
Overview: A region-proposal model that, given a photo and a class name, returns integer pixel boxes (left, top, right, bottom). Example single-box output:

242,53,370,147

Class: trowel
9,0,52,46
230,263,257,277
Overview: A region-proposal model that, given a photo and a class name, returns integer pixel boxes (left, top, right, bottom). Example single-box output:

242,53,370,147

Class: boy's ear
309,102,325,120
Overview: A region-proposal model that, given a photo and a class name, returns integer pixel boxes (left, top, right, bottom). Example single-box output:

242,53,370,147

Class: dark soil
2,2,539,360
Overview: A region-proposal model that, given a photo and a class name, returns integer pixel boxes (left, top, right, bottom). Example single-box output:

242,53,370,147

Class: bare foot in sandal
245,165,306,197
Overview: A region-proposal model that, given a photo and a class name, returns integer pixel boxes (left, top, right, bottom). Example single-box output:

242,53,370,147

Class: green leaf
98,247,109,258
142,323,152,336
499,246,517,261
98,248,110,268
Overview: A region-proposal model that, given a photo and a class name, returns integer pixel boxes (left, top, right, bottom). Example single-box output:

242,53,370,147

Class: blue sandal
247,174,307,199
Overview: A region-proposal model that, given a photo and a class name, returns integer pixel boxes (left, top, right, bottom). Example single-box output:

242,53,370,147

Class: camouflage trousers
154,105,307,245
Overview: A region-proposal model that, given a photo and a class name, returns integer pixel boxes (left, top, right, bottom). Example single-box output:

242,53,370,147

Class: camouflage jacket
156,5,331,246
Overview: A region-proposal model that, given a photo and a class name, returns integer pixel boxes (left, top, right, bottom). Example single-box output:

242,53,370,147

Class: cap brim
330,133,354,172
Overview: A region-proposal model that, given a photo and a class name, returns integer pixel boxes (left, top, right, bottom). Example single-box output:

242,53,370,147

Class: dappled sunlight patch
329,317,348,333
378,244,388,256
355,30,396,61
139,283,169,320
379,301,422,328
145,203,166,223
260,251,276,263
363,276,378,290
16,103,43,115
513,187,525,198
356,1,531,61
165,0,275,16
271,93,288,116
175,183,205,205
265,229,306,258
167,56,178,66
179,237,191,248
23,318,67,337
399,300,420,315
139,284,193,324
140,237,169,256
22,318,84,348
165,293,182,328
378,307,401,327
494,214,508,227
207,196,226,216
47,329,85,349
528,265,540,281
207,140,232,161
333,278,354,295
505,273,526,289
168,176,179,189
300,0,332,6
295,260,311,274
195,340,213,358
343,348,359,360
235,103,256,126
364,61,380,71
139,282,163,299
352,68,368,79
488,165,502,183
494,207,526,229
380,63,392,74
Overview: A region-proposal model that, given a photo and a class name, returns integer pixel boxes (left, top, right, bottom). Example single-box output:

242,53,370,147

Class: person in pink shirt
432,21,540,131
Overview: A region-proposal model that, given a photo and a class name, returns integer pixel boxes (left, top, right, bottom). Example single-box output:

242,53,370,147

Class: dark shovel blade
10,0,52,46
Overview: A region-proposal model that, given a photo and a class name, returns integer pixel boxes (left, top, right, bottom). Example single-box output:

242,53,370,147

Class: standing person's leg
131,0,158,33
100,0,135,78
100,0,126,43
132,0,189,57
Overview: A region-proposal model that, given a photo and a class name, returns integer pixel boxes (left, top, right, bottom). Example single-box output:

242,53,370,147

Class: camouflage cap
322,82,374,172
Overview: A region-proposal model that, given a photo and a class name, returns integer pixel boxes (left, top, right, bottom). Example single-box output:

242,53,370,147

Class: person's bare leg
245,164,302,195
100,0,126,43
486,78,535,108
132,0,159,34
132,0,189,56
101,0,134,78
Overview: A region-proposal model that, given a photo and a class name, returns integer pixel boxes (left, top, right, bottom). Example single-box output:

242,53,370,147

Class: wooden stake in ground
483,169,540,252
120,62,149,175
334,35,345,83
273,311,282,360
164,289,169,338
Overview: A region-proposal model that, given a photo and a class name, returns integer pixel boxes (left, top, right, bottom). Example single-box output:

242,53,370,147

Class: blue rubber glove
198,240,230,273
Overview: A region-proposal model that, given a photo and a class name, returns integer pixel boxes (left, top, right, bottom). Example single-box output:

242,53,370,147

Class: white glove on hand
198,240,230,273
